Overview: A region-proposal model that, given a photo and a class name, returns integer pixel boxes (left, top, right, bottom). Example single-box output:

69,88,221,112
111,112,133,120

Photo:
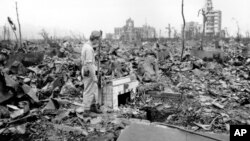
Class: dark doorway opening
118,92,131,106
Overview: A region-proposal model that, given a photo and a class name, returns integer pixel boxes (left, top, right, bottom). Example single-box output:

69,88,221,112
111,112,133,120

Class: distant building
204,0,222,36
141,24,156,39
184,22,202,40
105,33,114,40
114,18,156,42
220,29,226,38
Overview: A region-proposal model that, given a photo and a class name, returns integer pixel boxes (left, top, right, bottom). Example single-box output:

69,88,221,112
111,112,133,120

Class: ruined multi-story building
204,0,222,36
114,18,156,42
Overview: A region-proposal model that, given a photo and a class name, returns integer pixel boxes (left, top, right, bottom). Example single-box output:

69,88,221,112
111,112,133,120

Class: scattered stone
90,117,103,125
23,78,31,83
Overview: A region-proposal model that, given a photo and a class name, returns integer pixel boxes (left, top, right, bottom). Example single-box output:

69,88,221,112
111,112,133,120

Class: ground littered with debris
0,39,250,141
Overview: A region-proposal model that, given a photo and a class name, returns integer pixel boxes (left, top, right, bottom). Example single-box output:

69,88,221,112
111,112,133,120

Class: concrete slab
118,122,229,141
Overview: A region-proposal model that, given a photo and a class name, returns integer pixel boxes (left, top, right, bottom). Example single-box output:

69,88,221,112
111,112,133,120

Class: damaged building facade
204,0,222,37
114,18,156,42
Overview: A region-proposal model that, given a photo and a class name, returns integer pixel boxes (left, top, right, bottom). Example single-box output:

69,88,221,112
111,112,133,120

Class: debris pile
0,39,250,140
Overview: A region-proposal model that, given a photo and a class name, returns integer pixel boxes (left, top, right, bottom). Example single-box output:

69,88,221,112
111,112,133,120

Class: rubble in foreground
0,39,250,140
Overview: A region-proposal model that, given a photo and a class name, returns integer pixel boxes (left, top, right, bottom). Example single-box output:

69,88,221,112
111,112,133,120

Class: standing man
81,30,102,112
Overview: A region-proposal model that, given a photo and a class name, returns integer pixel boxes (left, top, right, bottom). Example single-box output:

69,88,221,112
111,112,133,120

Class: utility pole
3,26,6,40
173,29,177,39
16,2,22,48
6,27,10,41
198,9,208,50
180,0,186,61
166,24,172,38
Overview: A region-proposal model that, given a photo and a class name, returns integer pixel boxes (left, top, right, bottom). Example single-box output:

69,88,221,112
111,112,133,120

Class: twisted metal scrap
7,17,16,31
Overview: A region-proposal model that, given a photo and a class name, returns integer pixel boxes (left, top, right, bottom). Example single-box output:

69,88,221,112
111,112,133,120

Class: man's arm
85,47,97,81
81,45,86,76
81,44,94,77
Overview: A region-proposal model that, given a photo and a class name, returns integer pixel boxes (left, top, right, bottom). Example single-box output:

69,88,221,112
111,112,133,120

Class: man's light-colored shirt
81,41,97,76
81,41,95,64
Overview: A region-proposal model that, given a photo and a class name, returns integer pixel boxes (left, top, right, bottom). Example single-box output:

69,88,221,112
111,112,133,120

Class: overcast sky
0,0,250,39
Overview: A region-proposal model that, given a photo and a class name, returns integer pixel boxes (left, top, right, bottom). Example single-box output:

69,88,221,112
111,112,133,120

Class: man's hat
90,30,102,39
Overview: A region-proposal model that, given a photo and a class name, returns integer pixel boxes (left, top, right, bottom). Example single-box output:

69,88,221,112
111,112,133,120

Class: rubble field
1,39,250,141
